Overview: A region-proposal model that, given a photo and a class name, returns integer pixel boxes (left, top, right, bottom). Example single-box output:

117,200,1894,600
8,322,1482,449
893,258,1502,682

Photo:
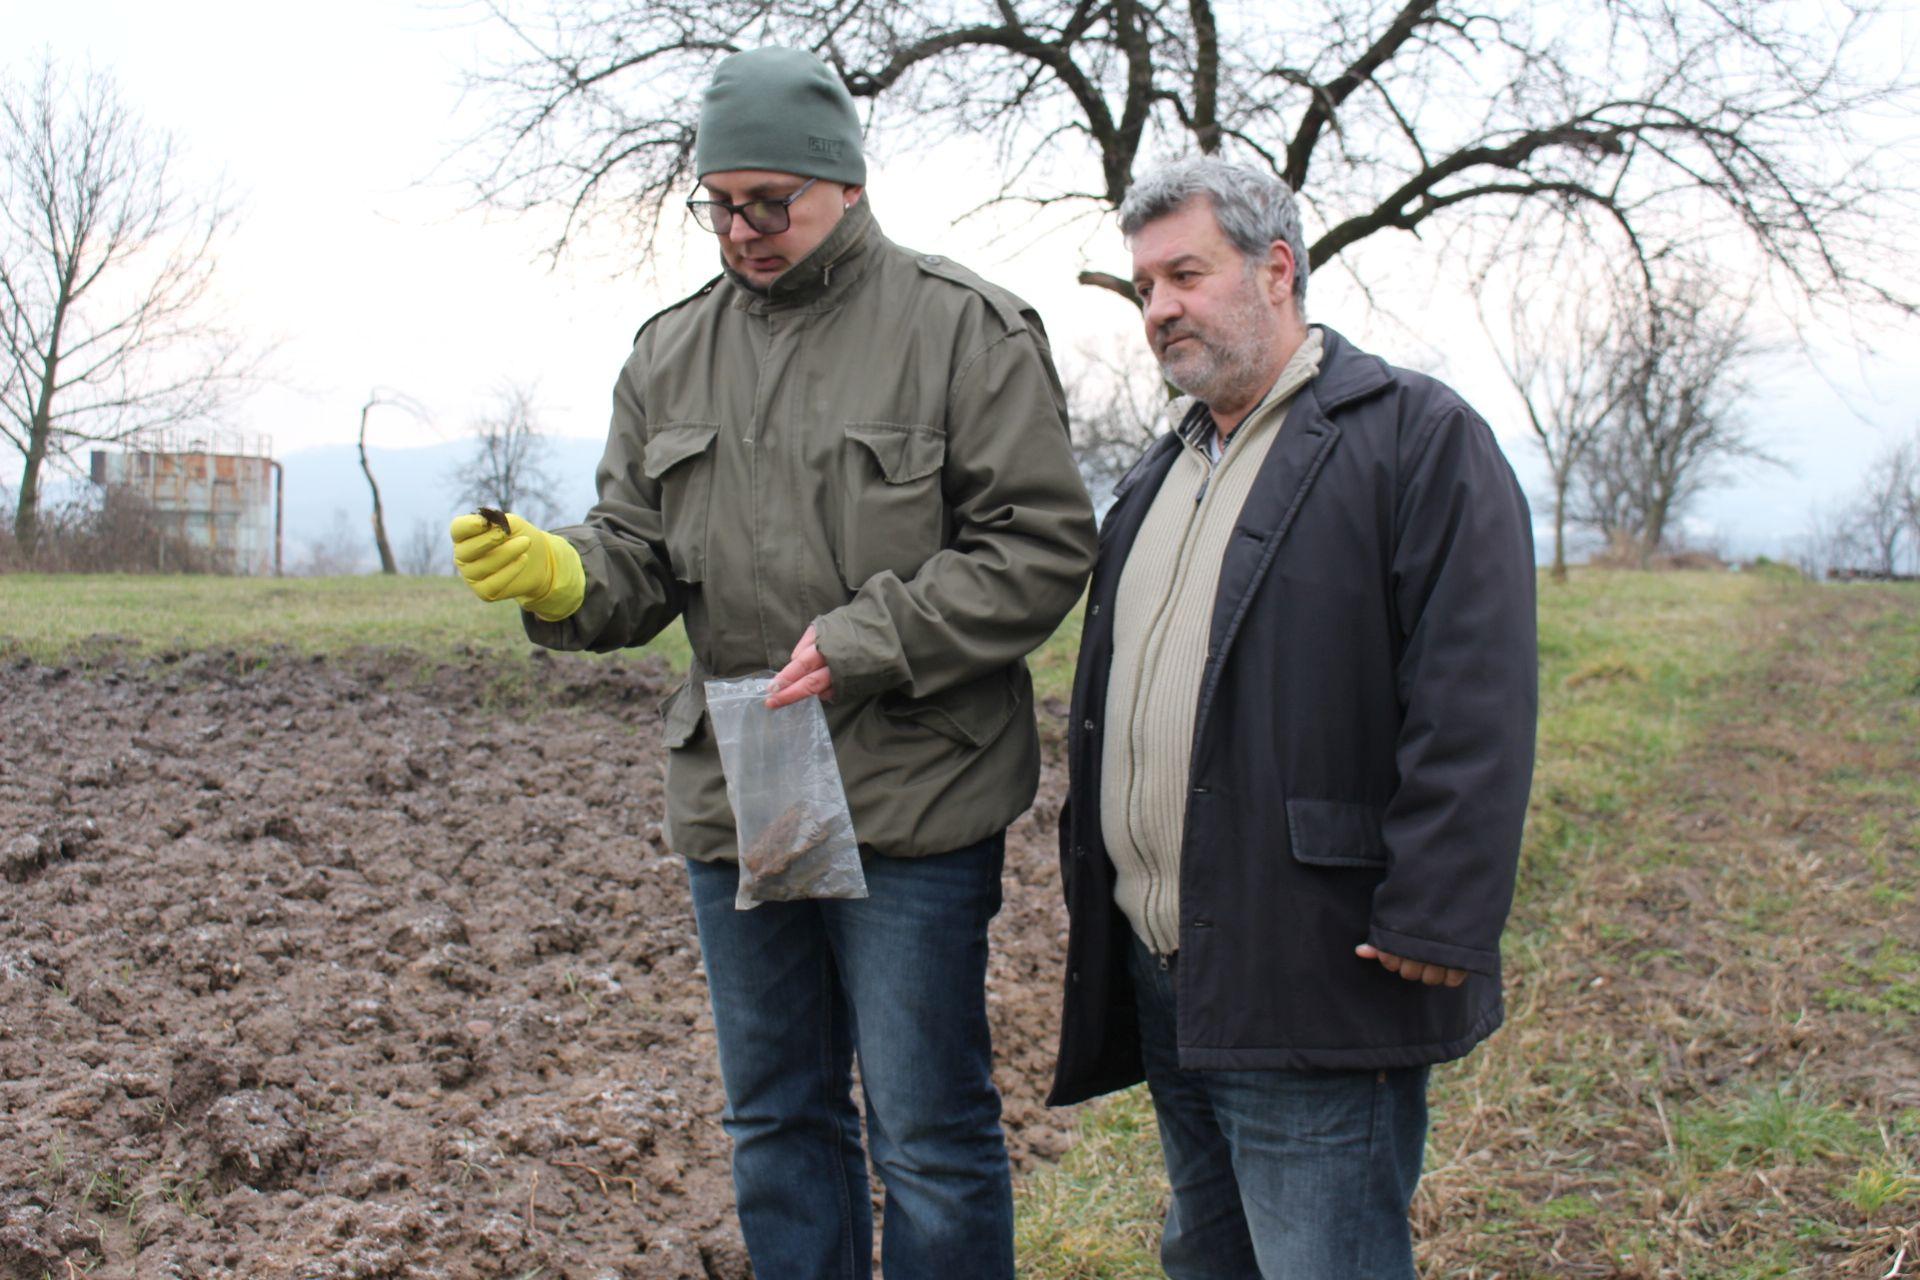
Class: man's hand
767,624,835,708
1355,943,1467,988
450,511,586,622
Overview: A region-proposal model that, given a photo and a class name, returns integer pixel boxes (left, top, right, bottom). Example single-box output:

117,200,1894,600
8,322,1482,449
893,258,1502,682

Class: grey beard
1161,338,1268,407
1154,268,1280,409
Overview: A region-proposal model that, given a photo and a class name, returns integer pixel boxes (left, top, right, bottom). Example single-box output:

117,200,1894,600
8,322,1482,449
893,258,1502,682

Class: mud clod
205,1088,309,1186
0,1189,96,1273
1,832,43,882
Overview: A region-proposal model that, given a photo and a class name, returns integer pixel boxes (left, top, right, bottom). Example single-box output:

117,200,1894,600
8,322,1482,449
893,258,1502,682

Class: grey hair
1118,158,1309,306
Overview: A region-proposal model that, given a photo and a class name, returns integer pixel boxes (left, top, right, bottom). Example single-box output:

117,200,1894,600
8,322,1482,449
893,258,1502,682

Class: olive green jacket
525,199,1096,861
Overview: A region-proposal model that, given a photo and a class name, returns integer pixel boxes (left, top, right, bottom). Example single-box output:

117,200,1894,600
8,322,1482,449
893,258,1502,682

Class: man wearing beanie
450,46,1095,1280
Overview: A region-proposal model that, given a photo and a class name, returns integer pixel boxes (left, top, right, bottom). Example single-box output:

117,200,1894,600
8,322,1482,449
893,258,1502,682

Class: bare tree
1788,500,1859,581
1,55,254,558
1570,274,1768,561
1479,245,1635,581
1844,431,1918,576
451,383,560,523
1062,334,1167,500
356,389,427,576
455,0,1914,316
397,517,448,577
1569,419,1645,557
1905,437,1920,566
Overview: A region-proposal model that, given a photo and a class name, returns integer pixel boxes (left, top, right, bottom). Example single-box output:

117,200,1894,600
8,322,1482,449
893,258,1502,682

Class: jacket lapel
1197,387,1342,716
1200,326,1392,677
1074,434,1182,734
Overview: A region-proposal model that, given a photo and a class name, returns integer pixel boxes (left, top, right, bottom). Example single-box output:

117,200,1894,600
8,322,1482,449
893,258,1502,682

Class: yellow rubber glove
449,511,586,622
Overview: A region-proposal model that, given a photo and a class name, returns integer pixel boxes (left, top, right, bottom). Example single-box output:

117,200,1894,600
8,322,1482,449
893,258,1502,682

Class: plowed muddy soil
1,648,1076,1279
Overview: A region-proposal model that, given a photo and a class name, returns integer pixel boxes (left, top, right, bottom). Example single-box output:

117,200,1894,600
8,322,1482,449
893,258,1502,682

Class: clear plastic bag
702,673,866,910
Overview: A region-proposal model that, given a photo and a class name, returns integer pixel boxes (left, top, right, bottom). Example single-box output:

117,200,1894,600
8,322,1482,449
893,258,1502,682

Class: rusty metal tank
90,430,282,574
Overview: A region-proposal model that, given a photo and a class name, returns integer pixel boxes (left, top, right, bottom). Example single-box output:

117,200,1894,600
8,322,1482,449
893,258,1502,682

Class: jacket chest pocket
643,422,721,584
837,423,946,587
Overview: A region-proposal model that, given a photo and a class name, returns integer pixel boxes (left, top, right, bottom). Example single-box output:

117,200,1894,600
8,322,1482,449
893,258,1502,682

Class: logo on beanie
808,136,844,160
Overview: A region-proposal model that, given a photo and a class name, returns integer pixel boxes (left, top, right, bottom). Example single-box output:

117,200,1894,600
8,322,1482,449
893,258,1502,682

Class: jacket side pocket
643,422,721,584
1285,799,1389,868
658,678,708,750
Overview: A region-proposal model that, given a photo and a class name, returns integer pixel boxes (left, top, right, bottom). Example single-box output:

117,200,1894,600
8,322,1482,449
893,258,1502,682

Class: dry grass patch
1418,577,1919,1279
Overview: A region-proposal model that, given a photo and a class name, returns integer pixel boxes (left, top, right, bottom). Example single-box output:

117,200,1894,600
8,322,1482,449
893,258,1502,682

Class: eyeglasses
686,177,817,236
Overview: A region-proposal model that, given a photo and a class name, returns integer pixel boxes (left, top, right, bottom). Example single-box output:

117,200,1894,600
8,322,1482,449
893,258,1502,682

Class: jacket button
1192,785,1209,795
1069,969,1081,984
1083,719,1096,733
922,254,943,265
1192,917,1212,929
1073,845,1087,860
1090,604,1100,617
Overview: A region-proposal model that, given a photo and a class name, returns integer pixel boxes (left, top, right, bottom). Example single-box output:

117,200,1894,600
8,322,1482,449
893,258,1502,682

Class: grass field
0,572,694,672
3,566,1915,1276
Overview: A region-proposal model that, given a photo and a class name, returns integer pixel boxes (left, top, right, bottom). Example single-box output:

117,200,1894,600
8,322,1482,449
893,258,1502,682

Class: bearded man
1049,157,1538,1278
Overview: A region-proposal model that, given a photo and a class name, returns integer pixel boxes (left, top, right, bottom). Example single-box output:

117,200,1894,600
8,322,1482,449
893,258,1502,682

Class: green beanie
695,48,866,184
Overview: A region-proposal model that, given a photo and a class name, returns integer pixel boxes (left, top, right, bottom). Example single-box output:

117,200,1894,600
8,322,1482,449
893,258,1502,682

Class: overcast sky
9,0,1919,559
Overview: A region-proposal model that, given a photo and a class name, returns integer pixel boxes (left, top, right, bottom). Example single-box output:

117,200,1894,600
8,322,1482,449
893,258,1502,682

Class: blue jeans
685,834,1014,1280
1129,937,1429,1279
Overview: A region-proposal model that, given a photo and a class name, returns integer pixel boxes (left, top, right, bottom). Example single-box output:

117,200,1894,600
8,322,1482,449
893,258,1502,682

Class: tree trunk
13,455,41,557
366,479,397,575
1550,481,1568,583
1642,491,1670,566
15,402,54,560
358,406,398,575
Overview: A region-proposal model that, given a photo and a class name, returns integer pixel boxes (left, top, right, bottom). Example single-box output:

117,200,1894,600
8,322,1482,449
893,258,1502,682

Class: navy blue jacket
1049,327,1537,1106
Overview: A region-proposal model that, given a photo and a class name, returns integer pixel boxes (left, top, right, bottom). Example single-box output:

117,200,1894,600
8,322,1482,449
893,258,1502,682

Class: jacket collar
728,197,879,312
1175,397,1210,451
1111,324,1391,510
1304,325,1394,416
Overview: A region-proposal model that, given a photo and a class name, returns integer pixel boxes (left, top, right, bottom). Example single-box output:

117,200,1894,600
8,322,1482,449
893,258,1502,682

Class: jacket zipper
1124,435,1217,959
